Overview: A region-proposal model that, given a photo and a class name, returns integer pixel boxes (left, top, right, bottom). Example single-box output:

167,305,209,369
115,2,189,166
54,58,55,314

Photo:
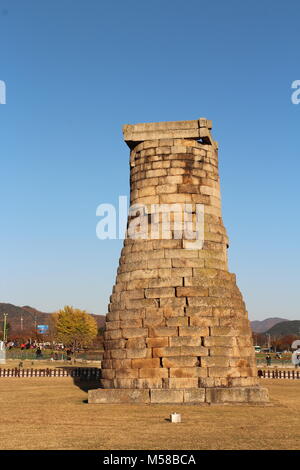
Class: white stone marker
170,413,181,423
0,341,6,365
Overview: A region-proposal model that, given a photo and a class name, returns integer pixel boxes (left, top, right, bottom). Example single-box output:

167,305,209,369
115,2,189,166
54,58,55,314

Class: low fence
0,367,101,380
258,368,300,379
0,367,299,380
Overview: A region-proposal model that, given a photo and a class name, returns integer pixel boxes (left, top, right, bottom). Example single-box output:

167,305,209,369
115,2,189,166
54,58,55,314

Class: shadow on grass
56,366,101,397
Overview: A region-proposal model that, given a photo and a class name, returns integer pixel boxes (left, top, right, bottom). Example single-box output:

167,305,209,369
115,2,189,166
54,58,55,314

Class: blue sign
37,325,49,334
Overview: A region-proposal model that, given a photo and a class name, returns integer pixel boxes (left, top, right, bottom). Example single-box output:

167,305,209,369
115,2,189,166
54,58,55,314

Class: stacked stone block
100,119,260,395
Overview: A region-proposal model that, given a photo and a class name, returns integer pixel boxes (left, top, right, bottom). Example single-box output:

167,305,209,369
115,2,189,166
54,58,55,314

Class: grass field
0,378,299,450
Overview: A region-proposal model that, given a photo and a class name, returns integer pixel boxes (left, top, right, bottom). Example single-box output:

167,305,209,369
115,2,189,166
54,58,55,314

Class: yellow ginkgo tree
52,306,98,354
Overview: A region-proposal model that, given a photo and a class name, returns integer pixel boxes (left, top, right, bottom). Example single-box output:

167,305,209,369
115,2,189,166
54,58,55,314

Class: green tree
52,306,98,353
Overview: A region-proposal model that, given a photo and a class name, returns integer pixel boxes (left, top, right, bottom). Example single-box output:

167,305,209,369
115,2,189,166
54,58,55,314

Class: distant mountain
265,320,300,337
22,305,47,316
0,303,48,331
251,317,288,333
0,303,106,333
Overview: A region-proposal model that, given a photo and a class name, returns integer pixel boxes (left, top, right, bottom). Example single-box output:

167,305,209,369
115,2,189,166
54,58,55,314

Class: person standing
36,347,42,359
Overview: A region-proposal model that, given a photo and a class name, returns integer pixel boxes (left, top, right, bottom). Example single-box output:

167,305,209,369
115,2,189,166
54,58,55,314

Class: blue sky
0,0,299,320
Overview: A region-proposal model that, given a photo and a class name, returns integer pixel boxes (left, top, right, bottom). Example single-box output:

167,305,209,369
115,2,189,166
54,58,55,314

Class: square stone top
123,118,213,147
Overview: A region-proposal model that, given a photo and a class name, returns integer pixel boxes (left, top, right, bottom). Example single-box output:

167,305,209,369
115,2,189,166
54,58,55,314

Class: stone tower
89,119,269,404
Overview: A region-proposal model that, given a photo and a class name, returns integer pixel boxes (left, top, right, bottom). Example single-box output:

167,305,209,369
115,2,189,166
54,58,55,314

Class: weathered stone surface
208,367,237,378
136,378,163,389
126,348,152,359
88,386,268,404
185,306,213,317
209,347,235,357
160,297,187,308
150,389,184,403
184,388,206,403
113,378,138,388
179,326,209,337
146,337,169,348
111,359,132,369
115,368,139,378
201,357,230,368
149,327,178,337
169,336,201,347
172,259,205,268
120,319,143,329
126,337,146,349
96,118,267,405
166,316,188,327
99,379,113,388
145,287,175,298
189,316,219,327
143,315,165,328
200,377,228,388
162,356,199,368
149,277,182,288
228,377,258,387
131,358,160,368
169,367,207,378
139,368,168,379
153,346,208,357
168,378,199,389
176,287,209,297
210,326,239,336
88,389,150,404
122,328,148,339
165,249,198,259
205,387,269,404
101,369,115,379
204,336,236,347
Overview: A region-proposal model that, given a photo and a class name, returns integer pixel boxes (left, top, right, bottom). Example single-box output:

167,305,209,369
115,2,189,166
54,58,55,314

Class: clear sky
0,0,299,321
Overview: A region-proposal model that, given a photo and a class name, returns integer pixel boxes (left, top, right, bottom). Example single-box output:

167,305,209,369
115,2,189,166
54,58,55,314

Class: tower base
88,386,269,405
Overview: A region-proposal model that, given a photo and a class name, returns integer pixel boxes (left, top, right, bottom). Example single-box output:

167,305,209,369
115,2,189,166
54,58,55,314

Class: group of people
50,349,73,361
3,340,77,361
3,340,44,358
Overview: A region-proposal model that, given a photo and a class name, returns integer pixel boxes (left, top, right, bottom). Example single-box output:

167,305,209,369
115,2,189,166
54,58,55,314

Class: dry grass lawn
0,378,299,450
